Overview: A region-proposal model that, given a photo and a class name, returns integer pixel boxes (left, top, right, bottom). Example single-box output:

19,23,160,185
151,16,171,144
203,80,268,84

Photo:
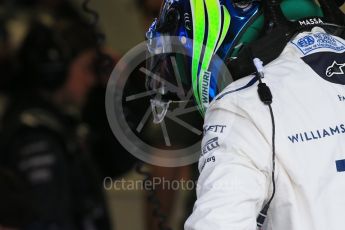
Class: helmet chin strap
150,96,195,124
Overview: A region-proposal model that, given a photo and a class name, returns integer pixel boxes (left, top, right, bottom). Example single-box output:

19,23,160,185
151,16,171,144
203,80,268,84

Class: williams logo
326,61,345,78
202,137,219,155
288,123,345,144
298,18,324,26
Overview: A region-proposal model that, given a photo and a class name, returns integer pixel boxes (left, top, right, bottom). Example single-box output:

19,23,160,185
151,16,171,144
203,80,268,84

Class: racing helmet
146,0,343,116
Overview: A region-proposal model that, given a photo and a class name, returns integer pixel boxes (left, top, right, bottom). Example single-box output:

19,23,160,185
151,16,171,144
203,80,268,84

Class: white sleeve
185,98,272,230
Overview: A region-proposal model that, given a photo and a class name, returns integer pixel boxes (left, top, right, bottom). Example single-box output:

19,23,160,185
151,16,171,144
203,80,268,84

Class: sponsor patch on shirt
200,156,216,171
202,137,220,156
302,52,345,85
288,123,345,144
291,32,345,55
203,125,227,135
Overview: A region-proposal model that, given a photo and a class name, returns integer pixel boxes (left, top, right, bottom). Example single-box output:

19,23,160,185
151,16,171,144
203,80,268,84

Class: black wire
266,104,276,207
256,103,276,229
254,67,276,228
256,72,276,208
135,162,172,230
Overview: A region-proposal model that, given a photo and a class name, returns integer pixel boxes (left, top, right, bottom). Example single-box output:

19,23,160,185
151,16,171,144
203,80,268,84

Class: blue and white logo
297,36,315,47
292,32,345,55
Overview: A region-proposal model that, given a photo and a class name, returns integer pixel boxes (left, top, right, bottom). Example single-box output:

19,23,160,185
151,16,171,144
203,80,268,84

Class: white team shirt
185,27,345,230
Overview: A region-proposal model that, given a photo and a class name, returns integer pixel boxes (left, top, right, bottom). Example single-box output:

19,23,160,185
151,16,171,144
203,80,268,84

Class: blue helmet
146,0,339,116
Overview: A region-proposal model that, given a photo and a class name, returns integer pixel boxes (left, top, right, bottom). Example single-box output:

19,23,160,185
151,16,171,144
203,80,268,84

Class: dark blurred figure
0,11,26,230
0,13,112,230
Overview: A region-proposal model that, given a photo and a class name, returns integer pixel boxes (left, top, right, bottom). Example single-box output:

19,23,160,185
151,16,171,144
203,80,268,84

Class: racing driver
183,0,345,230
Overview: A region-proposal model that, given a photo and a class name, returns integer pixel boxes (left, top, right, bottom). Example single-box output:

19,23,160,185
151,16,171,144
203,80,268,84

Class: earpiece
254,58,273,105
